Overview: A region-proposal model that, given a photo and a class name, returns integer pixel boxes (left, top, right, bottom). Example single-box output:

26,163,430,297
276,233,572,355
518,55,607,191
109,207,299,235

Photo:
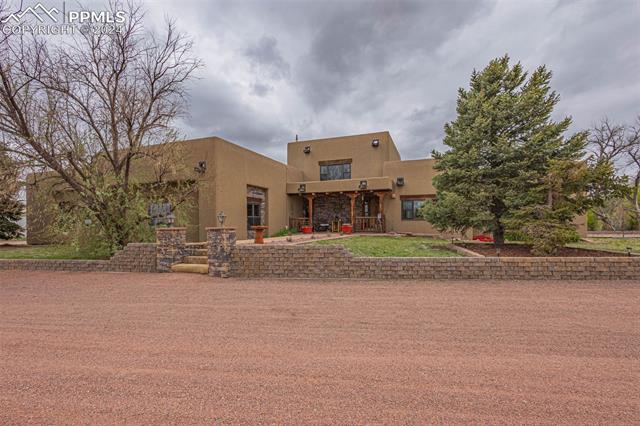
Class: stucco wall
382,158,440,234
211,138,289,240
287,132,401,181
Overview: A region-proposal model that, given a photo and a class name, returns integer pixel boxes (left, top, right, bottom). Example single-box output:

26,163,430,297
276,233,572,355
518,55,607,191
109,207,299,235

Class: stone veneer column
156,227,187,272
207,227,237,278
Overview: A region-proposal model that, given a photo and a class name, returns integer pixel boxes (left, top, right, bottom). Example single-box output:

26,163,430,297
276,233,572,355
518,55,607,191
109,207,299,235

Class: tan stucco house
26,131,587,243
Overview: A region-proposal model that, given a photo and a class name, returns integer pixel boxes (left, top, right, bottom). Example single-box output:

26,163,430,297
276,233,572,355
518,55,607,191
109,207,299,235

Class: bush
521,222,581,256
586,210,601,231
271,227,299,238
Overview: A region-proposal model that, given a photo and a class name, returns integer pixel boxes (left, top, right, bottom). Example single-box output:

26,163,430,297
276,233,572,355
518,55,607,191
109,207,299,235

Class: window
247,201,261,229
320,160,351,181
401,199,425,220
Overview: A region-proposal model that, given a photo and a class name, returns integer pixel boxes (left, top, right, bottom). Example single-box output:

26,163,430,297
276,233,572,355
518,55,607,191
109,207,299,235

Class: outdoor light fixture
298,184,306,194
396,177,405,186
303,146,311,154
84,218,92,226
627,247,633,257
372,139,380,147
217,211,227,226
358,180,368,190
166,213,176,227
194,161,207,174
496,247,501,257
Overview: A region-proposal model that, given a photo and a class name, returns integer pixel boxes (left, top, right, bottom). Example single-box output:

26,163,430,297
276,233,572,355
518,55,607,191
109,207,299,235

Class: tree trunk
493,221,505,247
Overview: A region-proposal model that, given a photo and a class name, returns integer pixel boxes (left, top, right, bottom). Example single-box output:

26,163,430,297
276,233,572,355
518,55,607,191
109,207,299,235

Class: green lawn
313,236,461,257
570,238,640,255
0,245,109,260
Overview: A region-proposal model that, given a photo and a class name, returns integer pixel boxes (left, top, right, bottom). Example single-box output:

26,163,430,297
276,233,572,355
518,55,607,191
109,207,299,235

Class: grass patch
0,245,110,260
569,238,640,255
313,236,461,257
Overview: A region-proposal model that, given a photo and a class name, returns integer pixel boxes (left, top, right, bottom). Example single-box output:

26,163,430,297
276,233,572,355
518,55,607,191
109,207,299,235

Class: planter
341,224,353,234
301,225,313,234
251,225,268,244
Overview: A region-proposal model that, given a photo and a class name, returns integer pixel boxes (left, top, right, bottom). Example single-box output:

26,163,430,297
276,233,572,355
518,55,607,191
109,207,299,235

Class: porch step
171,263,209,274
193,249,208,256
183,255,208,264
186,242,207,248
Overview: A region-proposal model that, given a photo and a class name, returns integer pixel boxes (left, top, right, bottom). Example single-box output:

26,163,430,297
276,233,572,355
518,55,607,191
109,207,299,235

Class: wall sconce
371,139,380,147
217,211,227,227
194,161,207,174
396,177,405,186
358,180,368,190
298,184,306,194
303,146,311,154
496,247,501,257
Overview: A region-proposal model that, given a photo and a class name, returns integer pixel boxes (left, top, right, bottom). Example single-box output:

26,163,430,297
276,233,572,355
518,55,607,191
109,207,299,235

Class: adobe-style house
26,131,587,243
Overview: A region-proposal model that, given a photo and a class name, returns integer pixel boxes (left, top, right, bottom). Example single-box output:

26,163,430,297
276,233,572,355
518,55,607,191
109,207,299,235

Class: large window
247,201,261,229
320,160,351,181
401,199,425,220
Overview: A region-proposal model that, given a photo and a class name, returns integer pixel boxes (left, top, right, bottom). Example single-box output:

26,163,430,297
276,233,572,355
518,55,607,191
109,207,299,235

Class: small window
320,161,351,181
247,201,261,229
401,199,425,220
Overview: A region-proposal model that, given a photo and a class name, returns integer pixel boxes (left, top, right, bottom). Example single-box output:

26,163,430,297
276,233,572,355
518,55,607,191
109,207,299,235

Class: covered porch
289,191,388,233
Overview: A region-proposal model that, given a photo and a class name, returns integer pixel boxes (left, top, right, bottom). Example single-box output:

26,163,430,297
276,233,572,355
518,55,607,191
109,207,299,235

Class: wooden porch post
305,194,314,228
375,191,385,216
375,191,386,232
347,192,358,225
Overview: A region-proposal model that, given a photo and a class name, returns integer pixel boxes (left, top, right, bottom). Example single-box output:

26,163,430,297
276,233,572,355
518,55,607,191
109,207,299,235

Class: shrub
271,227,299,238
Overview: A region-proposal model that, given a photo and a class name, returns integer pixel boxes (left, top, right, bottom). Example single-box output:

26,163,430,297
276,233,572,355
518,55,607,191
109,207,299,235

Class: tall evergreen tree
0,150,23,240
423,55,619,249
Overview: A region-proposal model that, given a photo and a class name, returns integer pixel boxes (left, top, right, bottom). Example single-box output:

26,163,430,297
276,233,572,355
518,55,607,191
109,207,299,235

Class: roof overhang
286,177,393,194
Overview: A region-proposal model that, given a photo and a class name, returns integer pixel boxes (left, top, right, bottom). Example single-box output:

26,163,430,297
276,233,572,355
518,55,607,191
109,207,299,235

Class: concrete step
193,249,207,256
186,242,207,248
171,263,209,274
183,256,208,264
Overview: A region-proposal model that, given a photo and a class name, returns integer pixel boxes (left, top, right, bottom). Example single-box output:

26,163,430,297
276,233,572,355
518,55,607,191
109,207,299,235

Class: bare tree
624,117,640,227
0,2,201,247
588,116,640,230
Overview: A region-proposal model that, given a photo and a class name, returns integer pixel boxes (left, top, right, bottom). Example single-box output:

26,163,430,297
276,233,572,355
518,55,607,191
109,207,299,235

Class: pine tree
423,55,619,249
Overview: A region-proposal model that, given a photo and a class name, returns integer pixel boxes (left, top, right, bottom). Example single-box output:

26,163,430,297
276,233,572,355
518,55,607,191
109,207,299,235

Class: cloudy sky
119,0,640,161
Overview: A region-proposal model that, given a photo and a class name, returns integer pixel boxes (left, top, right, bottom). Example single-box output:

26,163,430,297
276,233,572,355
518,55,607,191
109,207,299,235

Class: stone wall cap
156,227,187,231
206,227,236,231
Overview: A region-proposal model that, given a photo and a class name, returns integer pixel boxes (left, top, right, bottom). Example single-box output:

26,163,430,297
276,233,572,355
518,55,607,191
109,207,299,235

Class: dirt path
1,271,638,424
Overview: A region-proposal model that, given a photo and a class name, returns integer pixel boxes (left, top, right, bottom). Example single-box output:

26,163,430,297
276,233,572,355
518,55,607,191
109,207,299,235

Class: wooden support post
305,194,314,228
375,191,385,216
347,192,358,226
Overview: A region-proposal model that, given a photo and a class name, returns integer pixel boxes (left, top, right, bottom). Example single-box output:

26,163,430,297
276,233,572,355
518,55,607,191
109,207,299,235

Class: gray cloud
144,0,640,161
244,35,290,80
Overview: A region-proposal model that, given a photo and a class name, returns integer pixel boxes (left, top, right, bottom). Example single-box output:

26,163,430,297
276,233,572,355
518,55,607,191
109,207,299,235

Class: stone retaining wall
231,245,640,280
0,243,157,273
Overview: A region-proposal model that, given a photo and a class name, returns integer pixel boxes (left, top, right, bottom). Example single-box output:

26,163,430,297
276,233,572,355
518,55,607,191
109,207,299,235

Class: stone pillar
207,227,237,278
156,227,187,272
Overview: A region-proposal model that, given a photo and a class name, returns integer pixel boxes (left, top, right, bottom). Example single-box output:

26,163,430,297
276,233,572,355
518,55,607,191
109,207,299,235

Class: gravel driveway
1,271,638,424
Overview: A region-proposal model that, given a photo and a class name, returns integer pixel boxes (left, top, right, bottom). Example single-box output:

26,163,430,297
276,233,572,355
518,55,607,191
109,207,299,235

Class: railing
289,217,310,231
355,215,385,233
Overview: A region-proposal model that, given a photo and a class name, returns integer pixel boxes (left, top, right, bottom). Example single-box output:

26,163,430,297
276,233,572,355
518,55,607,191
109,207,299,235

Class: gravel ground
1,271,638,425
